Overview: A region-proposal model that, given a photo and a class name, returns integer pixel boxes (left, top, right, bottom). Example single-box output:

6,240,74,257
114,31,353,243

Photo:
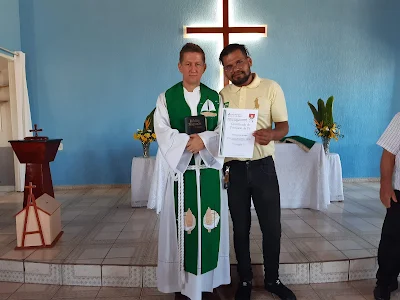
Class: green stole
165,82,221,275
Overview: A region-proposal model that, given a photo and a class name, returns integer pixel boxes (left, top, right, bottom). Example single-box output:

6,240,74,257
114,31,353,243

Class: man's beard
231,71,252,86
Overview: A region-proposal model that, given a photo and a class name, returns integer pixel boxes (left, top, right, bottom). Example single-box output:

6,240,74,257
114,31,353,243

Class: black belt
226,156,272,167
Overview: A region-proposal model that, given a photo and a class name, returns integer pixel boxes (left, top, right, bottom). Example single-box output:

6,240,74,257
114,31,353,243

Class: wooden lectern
9,124,62,207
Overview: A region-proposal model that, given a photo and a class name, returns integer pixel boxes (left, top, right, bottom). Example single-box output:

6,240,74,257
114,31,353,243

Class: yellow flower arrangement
134,109,157,157
133,112,157,144
133,130,156,143
313,120,342,141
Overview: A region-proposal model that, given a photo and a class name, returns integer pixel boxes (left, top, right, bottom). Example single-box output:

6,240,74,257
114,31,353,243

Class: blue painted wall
0,0,21,51
16,0,400,185
392,2,400,115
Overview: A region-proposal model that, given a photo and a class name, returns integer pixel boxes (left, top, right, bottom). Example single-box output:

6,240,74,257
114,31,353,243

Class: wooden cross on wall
185,0,267,86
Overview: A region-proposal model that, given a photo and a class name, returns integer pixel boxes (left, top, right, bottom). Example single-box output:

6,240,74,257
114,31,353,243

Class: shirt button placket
239,88,246,109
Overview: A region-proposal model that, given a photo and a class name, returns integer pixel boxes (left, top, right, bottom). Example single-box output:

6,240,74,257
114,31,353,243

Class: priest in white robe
149,43,230,300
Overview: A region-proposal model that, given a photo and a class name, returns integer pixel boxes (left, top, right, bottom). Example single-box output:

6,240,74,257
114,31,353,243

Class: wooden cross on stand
29,124,43,137
21,182,46,247
25,123,48,140
185,0,267,86
25,182,37,204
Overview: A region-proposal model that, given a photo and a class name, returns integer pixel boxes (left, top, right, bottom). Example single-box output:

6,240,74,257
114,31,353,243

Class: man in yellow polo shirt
219,44,296,300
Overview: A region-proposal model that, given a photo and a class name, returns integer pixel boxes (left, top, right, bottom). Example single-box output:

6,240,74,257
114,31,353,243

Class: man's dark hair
219,43,250,65
179,43,205,63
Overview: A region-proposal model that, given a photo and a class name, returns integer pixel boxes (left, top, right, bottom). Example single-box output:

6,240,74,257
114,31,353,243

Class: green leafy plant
143,108,155,133
307,96,343,141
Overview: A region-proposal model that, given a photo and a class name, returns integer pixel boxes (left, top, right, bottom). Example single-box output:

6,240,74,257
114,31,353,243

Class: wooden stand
9,124,62,207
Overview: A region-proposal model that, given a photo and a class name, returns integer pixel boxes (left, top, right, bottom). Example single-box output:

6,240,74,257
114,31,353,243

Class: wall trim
54,184,131,190
0,186,15,192
342,177,379,183
52,178,380,190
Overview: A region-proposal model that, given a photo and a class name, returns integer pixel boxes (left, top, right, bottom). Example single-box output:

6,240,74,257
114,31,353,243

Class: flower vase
142,142,150,158
321,137,330,154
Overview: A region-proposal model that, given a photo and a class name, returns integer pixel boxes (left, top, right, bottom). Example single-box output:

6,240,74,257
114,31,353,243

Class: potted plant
307,96,343,154
133,108,156,158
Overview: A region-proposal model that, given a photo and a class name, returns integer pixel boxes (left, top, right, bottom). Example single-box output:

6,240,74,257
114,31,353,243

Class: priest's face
221,49,253,86
178,52,207,86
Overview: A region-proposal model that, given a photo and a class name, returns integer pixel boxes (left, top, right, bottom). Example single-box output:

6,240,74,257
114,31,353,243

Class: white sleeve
377,112,400,155
154,93,192,173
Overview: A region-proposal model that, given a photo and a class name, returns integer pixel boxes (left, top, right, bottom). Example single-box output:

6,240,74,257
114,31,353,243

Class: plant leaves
307,102,320,122
317,98,326,124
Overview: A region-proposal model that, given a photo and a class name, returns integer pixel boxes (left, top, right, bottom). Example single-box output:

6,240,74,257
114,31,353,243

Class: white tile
96,286,141,298
8,283,60,300
62,264,101,286
330,240,366,250
304,250,348,262
0,259,24,283
304,240,337,251
0,282,22,298
349,257,378,281
343,249,374,260
143,266,156,287
310,261,349,283
279,263,309,285
102,265,142,287
52,286,100,299
24,262,62,285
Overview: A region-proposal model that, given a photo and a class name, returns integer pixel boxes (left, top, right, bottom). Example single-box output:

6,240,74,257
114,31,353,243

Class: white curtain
0,65,9,131
8,51,32,191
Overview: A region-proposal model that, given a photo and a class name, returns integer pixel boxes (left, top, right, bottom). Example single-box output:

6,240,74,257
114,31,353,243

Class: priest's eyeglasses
223,59,246,72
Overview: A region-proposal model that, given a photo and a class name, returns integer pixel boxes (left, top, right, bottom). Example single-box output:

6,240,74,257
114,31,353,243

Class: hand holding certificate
218,108,258,158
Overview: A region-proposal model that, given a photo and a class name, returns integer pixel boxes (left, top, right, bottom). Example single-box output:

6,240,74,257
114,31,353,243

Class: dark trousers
225,156,281,283
376,190,400,285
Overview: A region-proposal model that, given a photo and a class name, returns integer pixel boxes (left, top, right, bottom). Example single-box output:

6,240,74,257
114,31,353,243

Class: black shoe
373,284,390,300
174,292,189,300
235,281,252,300
265,279,296,300
390,279,398,292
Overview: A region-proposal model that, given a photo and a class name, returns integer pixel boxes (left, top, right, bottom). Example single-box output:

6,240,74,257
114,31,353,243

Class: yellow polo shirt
219,73,288,161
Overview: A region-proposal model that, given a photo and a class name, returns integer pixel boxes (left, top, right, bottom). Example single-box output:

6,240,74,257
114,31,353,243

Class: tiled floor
0,279,398,299
0,181,388,288
0,182,385,265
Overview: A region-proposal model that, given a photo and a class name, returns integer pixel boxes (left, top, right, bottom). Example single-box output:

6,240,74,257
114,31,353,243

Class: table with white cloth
130,157,156,207
131,143,344,211
325,153,344,201
274,143,330,210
